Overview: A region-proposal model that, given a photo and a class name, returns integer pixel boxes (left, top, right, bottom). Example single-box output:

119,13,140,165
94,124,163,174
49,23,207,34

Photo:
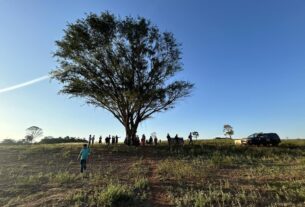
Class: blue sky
1,0,305,140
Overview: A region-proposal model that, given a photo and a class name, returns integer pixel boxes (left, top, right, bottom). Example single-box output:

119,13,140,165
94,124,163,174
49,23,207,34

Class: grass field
1,139,305,207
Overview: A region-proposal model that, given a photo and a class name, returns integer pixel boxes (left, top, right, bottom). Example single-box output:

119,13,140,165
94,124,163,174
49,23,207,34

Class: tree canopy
223,124,234,139
52,12,194,141
25,126,43,143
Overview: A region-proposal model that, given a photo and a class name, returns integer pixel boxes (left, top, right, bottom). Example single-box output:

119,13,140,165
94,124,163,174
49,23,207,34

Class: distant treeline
39,136,87,144
0,136,87,145
0,139,26,145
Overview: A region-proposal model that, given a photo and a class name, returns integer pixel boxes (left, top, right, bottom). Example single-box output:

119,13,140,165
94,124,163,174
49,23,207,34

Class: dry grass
0,140,305,206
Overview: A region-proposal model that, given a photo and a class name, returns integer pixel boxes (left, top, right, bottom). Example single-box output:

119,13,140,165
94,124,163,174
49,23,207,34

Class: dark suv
241,133,281,146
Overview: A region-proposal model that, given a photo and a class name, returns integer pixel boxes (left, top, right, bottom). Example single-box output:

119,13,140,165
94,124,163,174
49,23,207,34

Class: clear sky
1,0,305,141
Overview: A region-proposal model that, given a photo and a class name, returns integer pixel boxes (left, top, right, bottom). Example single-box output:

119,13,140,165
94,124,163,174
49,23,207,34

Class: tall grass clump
157,159,197,180
17,172,50,186
52,171,80,185
129,159,149,177
171,187,262,207
96,183,134,206
134,177,149,190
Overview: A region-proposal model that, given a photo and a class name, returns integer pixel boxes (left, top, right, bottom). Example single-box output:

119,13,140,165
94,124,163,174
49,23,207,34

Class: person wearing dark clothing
105,136,110,145
135,135,140,146
188,132,193,145
99,136,102,144
167,133,171,146
154,137,158,145
115,135,119,144
149,136,153,145
174,134,179,144
141,134,146,146
88,134,92,146
108,135,111,145
92,135,95,145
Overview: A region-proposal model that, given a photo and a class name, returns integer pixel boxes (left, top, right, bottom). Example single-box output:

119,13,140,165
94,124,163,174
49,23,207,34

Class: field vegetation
1,139,305,206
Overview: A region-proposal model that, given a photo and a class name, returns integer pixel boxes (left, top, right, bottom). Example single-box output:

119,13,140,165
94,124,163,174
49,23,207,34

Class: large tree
51,12,193,141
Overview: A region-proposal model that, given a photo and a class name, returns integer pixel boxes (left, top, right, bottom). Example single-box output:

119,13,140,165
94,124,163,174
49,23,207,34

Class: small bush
68,190,87,206
96,183,134,206
134,177,149,190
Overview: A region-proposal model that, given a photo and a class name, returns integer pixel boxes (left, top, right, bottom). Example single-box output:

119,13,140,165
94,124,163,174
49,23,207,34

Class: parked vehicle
241,133,281,146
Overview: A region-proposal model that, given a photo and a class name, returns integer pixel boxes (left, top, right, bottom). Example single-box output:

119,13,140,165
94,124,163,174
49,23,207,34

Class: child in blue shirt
77,144,91,173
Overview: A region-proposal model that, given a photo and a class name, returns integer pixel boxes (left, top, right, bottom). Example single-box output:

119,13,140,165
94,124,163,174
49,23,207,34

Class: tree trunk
124,125,138,146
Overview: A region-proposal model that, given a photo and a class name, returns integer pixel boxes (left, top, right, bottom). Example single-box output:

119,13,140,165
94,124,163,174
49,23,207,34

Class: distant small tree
192,131,199,140
223,125,234,138
25,126,43,143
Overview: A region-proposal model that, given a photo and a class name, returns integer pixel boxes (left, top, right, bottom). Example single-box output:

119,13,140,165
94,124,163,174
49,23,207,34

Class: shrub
68,190,87,206
96,183,134,206
134,177,149,190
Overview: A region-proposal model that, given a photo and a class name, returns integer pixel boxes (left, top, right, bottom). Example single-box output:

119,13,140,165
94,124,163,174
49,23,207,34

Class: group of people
87,134,120,146
88,132,194,146
124,134,160,146
167,132,194,145
78,132,195,174
105,135,119,145
140,134,159,146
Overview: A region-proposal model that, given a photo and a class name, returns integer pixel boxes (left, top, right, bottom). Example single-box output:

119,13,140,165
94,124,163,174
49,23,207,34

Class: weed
96,183,134,206
134,177,149,190
52,171,80,185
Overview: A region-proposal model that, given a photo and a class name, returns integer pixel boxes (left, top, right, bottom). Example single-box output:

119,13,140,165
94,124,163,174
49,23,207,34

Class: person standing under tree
154,136,158,145
188,132,193,145
167,133,171,146
141,134,146,146
92,135,95,145
149,136,153,145
88,134,92,146
77,144,91,173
